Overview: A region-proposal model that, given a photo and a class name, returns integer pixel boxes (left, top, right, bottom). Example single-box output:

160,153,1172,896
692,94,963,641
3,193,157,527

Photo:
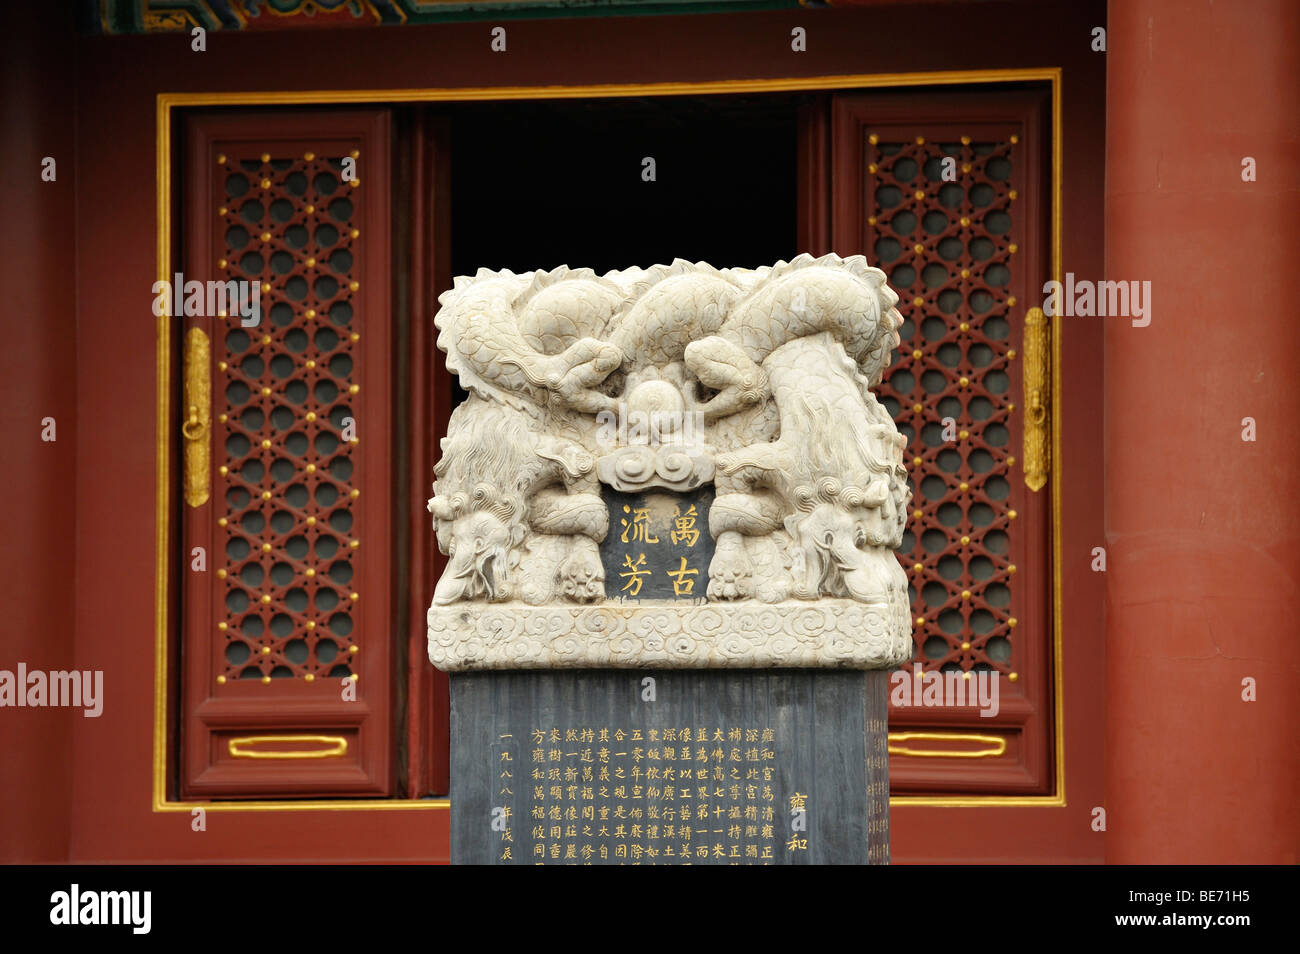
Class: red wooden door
832,88,1056,796
179,110,395,796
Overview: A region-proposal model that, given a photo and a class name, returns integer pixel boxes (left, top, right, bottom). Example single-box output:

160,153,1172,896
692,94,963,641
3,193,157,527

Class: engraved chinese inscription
452,669,890,865
520,725,780,863
600,487,715,602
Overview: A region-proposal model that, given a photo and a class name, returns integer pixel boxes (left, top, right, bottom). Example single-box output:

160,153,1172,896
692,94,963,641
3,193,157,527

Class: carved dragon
429,269,628,605
434,267,625,414
682,257,908,603
428,254,910,644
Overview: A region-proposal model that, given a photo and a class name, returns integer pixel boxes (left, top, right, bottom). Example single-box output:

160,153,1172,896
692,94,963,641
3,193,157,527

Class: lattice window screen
868,134,1022,685
181,111,393,798
214,155,364,685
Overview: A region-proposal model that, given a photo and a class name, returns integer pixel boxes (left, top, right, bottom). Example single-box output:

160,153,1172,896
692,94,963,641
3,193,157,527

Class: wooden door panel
180,109,394,797
832,89,1054,795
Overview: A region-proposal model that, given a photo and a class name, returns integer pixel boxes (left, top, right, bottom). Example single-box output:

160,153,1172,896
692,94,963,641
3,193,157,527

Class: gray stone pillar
428,256,911,864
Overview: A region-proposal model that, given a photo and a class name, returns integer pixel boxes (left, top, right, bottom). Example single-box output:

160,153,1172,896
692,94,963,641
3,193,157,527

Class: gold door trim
228,734,349,760
888,731,1008,759
154,68,1064,812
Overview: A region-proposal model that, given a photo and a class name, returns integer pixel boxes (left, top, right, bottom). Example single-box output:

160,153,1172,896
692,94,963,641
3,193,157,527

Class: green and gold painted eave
86,0,801,34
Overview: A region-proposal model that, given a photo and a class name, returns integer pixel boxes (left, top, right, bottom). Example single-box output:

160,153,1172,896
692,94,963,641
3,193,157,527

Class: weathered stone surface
426,256,912,672
451,669,890,865
427,599,911,671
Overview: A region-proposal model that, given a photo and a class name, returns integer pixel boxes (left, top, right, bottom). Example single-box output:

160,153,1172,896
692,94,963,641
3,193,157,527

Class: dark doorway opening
448,94,802,276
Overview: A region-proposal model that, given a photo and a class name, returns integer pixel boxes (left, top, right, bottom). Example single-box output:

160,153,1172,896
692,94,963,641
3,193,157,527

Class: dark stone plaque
599,486,716,602
450,669,890,864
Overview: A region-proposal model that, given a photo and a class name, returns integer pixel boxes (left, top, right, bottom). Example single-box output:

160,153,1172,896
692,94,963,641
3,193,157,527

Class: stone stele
426,254,913,671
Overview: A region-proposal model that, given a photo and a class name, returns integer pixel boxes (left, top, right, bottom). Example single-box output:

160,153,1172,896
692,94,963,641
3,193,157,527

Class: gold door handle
183,327,211,507
1021,307,1050,492
181,404,203,441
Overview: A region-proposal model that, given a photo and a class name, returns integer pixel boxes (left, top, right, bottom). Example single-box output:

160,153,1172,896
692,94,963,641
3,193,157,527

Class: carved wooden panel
833,89,1053,795
180,110,393,797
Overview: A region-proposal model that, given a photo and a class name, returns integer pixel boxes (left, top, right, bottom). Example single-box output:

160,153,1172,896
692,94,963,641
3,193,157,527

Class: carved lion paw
707,539,753,601
557,548,605,603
